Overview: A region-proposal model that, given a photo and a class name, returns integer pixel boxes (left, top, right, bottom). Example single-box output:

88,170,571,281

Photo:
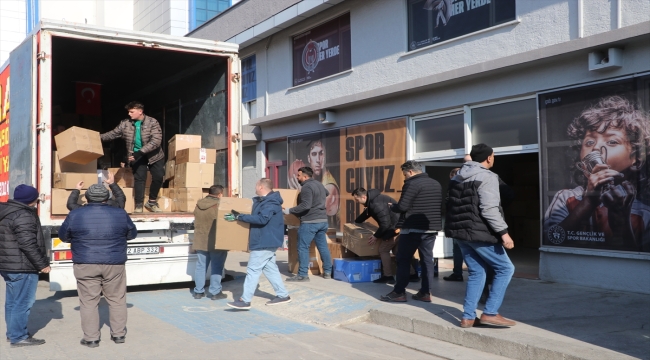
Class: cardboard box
168,134,201,160
106,168,134,188
164,159,175,181
213,197,252,251
162,188,174,198
52,151,97,173
122,188,134,214
173,188,204,212
51,189,87,215
333,258,382,283
274,189,301,226
157,196,173,212
53,173,98,189
175,148,216,165
54,126,104,164
287,228,324,275
342,223,380,257
328,242,358,263
174,163,214,189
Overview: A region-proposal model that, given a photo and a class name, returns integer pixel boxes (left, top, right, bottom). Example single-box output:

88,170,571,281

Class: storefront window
471,98,537,148
414,113,464,153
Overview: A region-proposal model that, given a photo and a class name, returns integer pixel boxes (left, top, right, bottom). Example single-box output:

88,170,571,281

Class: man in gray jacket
445,144,516,328
284,166,332,282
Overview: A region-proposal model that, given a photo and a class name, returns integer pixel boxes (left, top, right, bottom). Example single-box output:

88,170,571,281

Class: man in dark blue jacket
226,178,290,310
59,184,138,347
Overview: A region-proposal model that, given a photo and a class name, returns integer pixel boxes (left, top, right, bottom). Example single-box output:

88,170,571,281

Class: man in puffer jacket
59,184,137,347
445,143,516,328
0,185,50,347
226,178,290,310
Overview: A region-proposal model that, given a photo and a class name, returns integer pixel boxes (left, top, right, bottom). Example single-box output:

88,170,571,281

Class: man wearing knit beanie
59,183,137,347
0,184,50,347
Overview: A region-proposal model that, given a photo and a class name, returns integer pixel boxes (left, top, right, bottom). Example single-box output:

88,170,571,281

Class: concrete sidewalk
248,250,649,360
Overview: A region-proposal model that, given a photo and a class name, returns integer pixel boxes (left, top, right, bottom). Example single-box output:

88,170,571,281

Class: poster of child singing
540,77,650,253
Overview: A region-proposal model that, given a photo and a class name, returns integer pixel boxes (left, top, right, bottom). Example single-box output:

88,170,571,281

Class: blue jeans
194,250,228,295
452,239,463,276
297,222,332,277
456,240,515,320
241,248,289,303
0,272,38,343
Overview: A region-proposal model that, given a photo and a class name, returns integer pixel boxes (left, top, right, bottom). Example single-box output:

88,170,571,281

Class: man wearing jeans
381,161,442,303
0,185,51,347
284,166,332,282
445,144,516,328
227,178,290,309
192,185,228,300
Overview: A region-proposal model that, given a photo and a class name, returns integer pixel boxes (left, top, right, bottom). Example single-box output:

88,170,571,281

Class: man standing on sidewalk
192,185,228,300
101,101,164,213
227,178,291,309
443,166,465,282
445,144,516,328
0,185,50,347
59,184,138,347
381,161,442,303
284,166,333,282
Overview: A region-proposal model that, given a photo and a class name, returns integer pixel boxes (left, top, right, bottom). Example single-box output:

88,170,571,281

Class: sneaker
379,291,407,302
11,337,45,347
210,292,227,300
286,275,310,282
443,273,464,282
412,291,432,302
79,339,100,348
323,272,331,279
372,276,393,284
266,296,292,306
227,300,251,310
110,336,125,344
409,274,420,282
144,202,162,213
134,204,144,213
193,292,205,299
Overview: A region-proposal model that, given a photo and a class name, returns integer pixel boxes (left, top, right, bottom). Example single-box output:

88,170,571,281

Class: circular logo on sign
410,41,417,50
302,40,320,73
547,225,566,244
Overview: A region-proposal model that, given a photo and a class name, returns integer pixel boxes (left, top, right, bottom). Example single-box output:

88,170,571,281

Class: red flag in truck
76,82,101,116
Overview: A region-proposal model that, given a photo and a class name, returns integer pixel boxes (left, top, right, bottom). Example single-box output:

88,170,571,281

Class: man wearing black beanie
445,144,517,328
0,185,50,347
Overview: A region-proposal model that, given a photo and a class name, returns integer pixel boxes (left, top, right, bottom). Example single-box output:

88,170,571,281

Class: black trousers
393,232,436,294
132,157,164,205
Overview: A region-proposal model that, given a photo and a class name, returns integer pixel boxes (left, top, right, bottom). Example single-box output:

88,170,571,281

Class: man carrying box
192,185,228,300
100,101,164,213
226,178,290,310
66,172,126,211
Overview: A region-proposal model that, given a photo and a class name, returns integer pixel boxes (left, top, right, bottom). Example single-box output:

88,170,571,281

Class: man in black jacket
0,185,50,347
66,171,126,211
381,161,442,303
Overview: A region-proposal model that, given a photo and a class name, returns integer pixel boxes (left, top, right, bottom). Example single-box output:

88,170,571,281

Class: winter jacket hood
238,191,284,250
0,200,49,272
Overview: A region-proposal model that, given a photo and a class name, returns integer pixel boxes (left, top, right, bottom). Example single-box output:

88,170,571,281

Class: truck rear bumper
49,256,198,291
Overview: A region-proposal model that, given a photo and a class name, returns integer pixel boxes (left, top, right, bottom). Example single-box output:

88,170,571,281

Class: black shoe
266,296,292,306
193,292,205,299
110,336,125,344
443,273,464,282
222,274,235,282
210,292,227,300
409,274,420,282
372,276,393,284
323,272,332,279
286,275,309,282
434,272,439,278
10,337,45,347
80,339,100,348
379,291,407,302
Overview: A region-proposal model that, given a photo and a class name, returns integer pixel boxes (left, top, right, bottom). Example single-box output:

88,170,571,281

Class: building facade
189,0,650,294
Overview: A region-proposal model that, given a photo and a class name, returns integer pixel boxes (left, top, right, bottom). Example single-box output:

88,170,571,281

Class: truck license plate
127,246,160,255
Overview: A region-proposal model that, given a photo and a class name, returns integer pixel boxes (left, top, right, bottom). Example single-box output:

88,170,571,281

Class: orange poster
0,65,9,202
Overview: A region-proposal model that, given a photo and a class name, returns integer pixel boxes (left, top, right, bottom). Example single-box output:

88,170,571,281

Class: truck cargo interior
424,153,541,279
50,36,229,191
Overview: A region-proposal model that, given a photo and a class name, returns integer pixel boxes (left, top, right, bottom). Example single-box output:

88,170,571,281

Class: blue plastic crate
333,258,382,283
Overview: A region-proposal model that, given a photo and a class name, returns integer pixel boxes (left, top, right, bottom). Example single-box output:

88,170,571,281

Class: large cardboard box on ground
333,258,382,283
287,228,323,275
274,189,301,226
54,126,104,164
172,188,203,212
342,223,380,257
175,148,217,165
168,134,201,160
213,197,252,251
174,163,214,189
52,151,97,174
52,173,98,189
164,159,175,181
51,189,86,215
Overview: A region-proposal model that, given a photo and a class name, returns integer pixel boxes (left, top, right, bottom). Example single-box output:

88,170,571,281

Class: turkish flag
76,82,102,116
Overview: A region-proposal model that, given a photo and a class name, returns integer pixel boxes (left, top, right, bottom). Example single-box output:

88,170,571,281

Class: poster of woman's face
540,76,650,253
